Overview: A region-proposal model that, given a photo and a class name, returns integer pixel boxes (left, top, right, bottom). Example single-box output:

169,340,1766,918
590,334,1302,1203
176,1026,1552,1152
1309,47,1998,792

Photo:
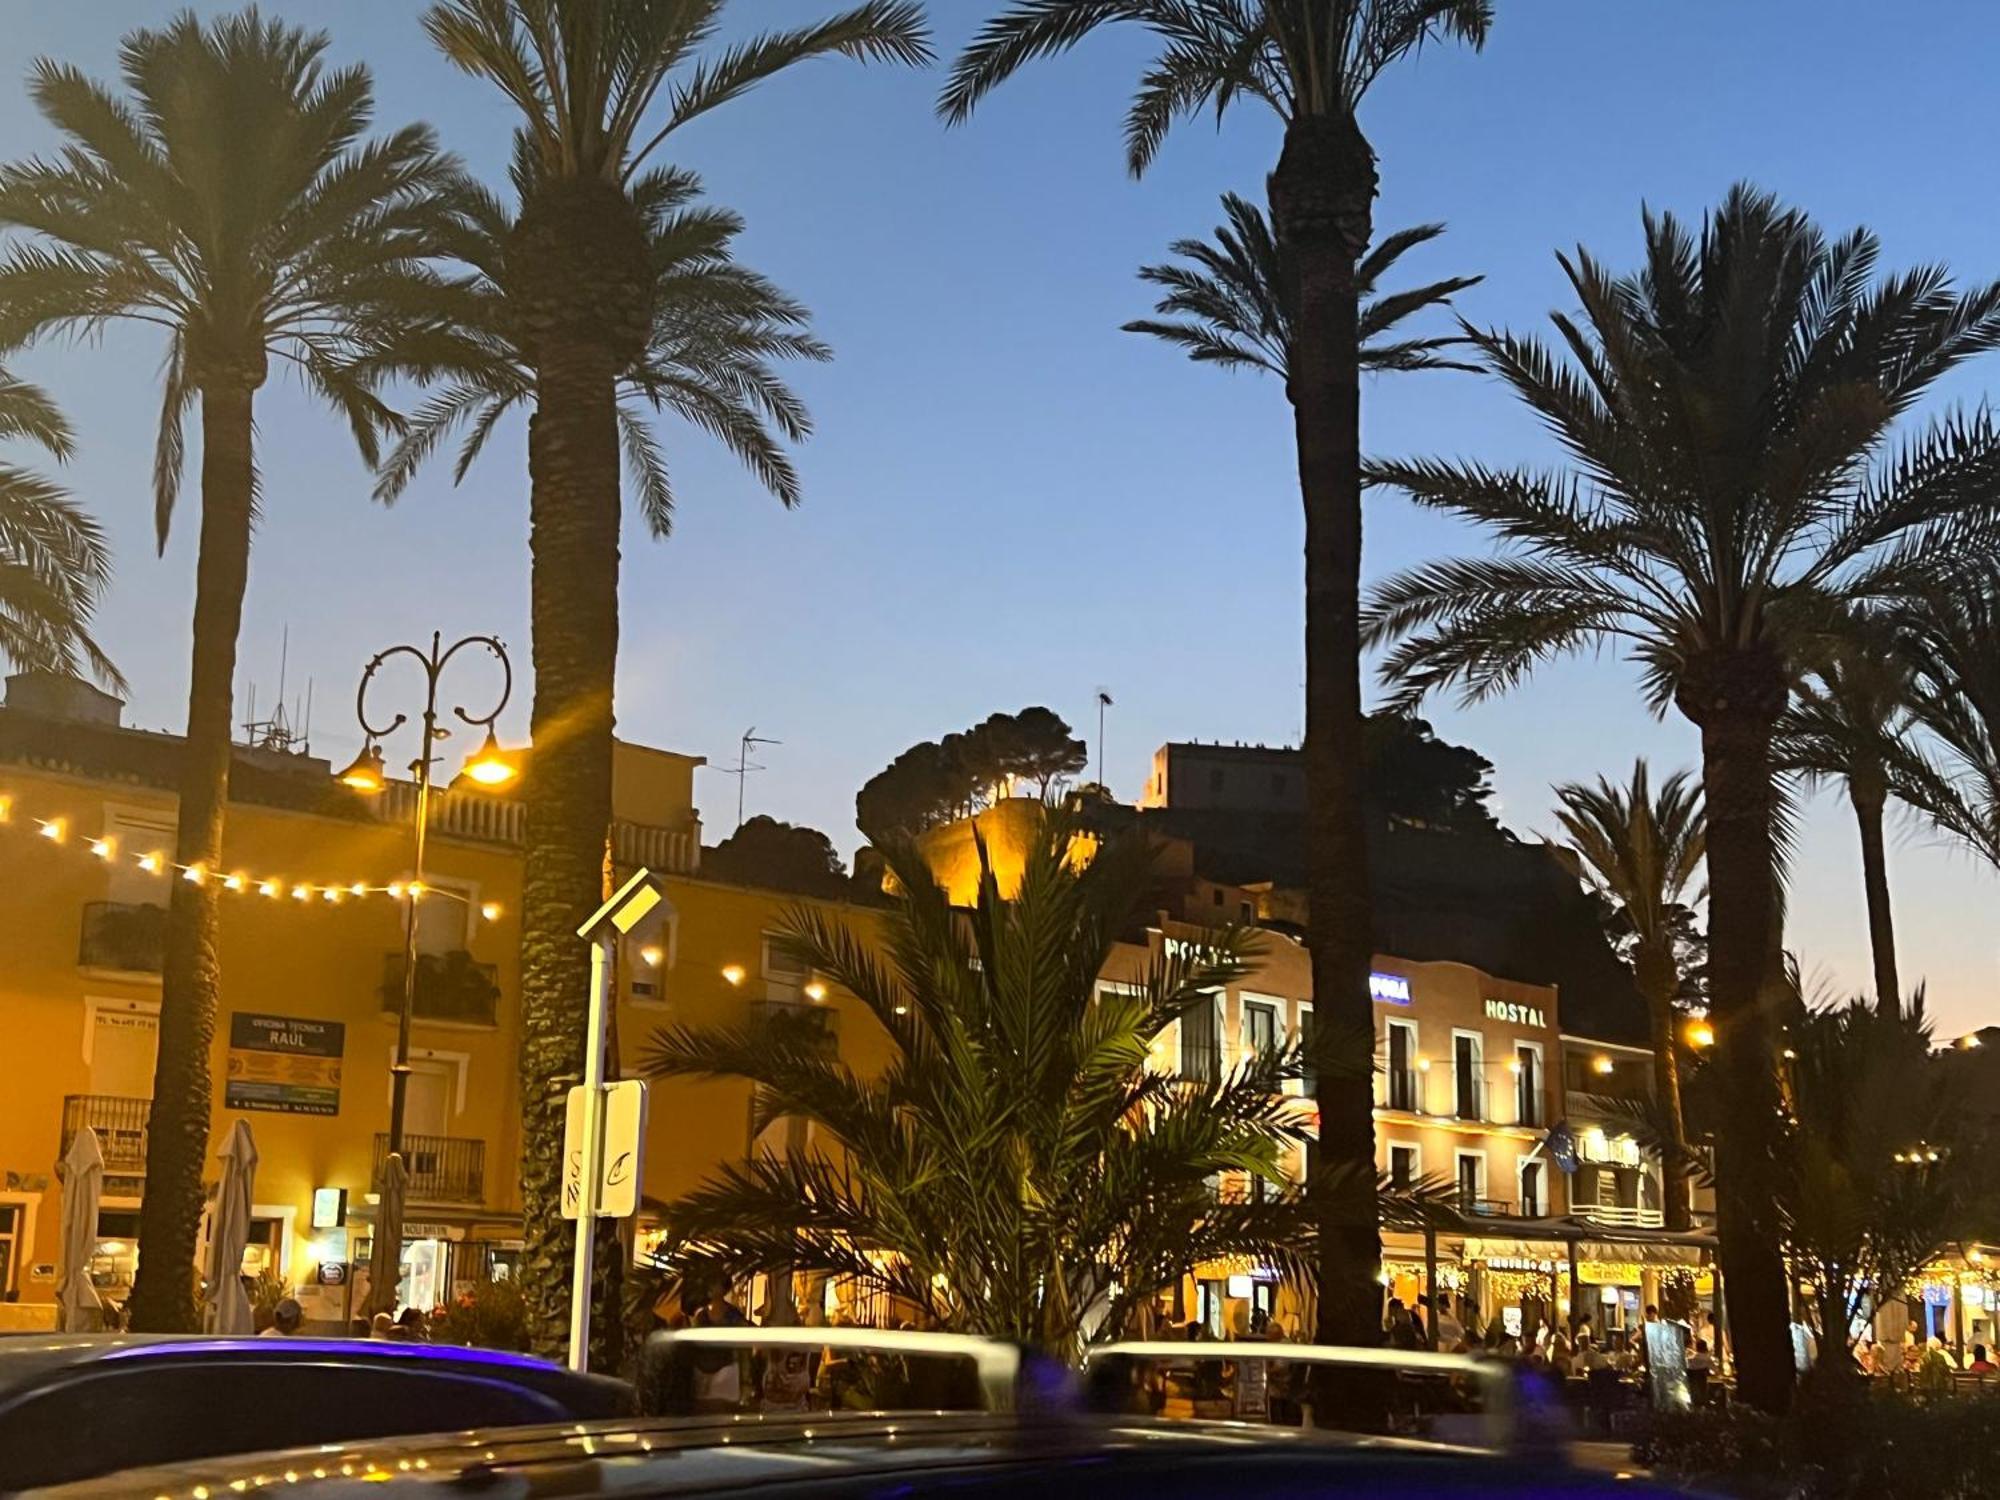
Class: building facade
0,675,896,1328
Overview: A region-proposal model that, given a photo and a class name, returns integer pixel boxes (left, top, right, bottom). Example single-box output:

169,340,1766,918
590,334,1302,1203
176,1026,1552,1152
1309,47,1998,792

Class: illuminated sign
1484,998,1545,1029
1369,972,1412,1004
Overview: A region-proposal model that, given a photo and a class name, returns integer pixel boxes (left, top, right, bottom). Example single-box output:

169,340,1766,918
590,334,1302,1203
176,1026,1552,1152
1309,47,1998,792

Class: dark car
27,1333,1691,1499
0,1335,628,1492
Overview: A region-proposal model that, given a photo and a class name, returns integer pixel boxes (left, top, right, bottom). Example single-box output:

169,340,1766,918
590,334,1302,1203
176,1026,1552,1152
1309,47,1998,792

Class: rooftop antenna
721,727,781,831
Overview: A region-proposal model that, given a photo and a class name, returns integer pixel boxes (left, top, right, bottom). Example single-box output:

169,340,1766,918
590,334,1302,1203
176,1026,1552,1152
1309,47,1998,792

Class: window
1242,998,1278,1059
102,807,176,907
1212,886,1224,907
1386,1019,1418,1111
1297,1006,1316,1097
762,932,809,1000
1389,1143,1419,1190
1520,1160,1544,1218
1455,1151,1485,1212
1453,1031,1484,1120
1515,1042,1543,1126
1239,901,1253,919
1180,994,1221,1083
414,880,474,956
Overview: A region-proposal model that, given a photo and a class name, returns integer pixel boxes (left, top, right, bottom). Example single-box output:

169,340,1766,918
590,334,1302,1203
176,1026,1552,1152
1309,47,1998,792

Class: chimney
4,672,124,728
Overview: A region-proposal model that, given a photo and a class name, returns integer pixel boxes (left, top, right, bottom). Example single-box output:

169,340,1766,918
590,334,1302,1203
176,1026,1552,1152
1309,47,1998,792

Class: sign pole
568,936,611,1372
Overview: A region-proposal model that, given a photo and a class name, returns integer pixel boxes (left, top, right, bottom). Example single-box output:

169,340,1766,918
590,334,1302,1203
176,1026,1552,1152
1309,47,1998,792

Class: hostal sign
1483,998,1546,1029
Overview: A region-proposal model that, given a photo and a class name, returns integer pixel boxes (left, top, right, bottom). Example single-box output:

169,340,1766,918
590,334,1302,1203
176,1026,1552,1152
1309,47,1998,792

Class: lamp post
336,632,515,1164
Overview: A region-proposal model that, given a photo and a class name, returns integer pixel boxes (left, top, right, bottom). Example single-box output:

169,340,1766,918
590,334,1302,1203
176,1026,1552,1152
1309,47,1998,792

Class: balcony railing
1458,1194,1514,1219
373,1133,485,1204
748,998,838,1050
62,1094,149,1173
78,901,166,974
381,951,500,1026
1384,1067,1423,1113
372,784,699,874
1577,1203,1665,1229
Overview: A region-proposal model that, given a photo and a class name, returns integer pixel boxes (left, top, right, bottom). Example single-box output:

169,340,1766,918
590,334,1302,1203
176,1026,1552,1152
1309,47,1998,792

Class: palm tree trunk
1638,949,1691,1233
128,382,255,1333
1851,781,1900,1016
1693,687,1795,1414
516,339,623,1362
1270,114,1381,1362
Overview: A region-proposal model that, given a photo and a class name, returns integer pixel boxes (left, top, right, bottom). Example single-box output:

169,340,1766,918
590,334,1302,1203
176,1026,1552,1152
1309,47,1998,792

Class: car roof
34,1410,1671,1499
0,1334,613,1402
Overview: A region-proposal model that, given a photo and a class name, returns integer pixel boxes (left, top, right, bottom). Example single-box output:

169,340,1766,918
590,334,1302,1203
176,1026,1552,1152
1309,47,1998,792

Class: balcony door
1453,1031,1484,1120
1385,1019,1417,1111
404,1063,452,1140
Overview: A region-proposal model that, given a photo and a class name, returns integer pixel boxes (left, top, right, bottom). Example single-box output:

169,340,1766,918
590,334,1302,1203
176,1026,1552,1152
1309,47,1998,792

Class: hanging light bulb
258,880,279,898
183,863,206,884
387,882,405,901
292,884,312,902
348,882,367,898
88,837,115,859
37,817,64,842
223,873,245,892
138,852,162,874
335,741,387,794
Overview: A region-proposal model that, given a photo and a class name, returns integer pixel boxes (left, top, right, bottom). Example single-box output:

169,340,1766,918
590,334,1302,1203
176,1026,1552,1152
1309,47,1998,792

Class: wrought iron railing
1576,1203,1665,1229
62,1094,149,1173
373,1132,485,1204
77,901,166,974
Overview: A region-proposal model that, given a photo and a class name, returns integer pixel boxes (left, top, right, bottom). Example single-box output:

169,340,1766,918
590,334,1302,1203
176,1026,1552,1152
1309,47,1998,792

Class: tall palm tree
419,0,931,1357
943,0,1492,1358
643,805,1431,1358
1553,762,1704,1232
0,369,118,684
1125,194,1480,381
1774,617,1930,1015
1361,186,2000,1411
0,10,455,1330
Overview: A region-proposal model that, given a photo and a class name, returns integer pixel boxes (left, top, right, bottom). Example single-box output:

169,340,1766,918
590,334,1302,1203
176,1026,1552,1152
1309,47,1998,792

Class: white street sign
561,1079,647,1220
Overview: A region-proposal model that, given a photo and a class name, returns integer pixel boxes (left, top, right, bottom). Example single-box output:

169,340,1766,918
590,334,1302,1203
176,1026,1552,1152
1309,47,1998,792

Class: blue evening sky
3,3,1996,1033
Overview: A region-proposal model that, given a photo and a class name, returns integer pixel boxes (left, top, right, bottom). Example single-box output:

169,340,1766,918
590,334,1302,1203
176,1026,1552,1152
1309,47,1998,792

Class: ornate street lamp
337,632,516,1176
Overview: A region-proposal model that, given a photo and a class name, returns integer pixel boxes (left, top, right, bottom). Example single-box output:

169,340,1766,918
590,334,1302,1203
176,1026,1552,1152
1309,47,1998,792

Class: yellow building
0,674,888,1330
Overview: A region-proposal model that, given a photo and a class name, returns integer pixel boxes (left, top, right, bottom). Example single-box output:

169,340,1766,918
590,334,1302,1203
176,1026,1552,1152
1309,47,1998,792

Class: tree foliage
704,814,851,900
855,706,1087,836
0,369,117,685
643,804,1435,1356
1363,710,1504,836
1126,194,1480,388
1895,568,2000,873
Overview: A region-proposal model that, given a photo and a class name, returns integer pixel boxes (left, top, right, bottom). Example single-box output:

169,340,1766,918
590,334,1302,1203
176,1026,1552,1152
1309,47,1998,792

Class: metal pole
387,633,442,1158
569,936,612,1371
1568,1235,1582,1338
1423,1227,1440,1350
737,730,749,831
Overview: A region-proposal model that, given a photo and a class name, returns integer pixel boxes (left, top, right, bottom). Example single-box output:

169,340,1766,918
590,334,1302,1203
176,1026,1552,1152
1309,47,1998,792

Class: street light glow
480,901,501,922
459,727,519,787
722,964,745,986
1687,1020,1715,1049
336,741,386,794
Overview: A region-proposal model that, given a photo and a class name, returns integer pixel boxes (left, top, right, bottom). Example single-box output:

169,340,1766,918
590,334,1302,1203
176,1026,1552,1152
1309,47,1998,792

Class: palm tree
943,0,1492,1358
0,369,118,684
1553,762,1704,1232
419,0,931,1357
1361,186,2000,1411
0,11,456,1330
374,160,830,521
1895,569,2000,876
1125,194,1480,382
642,805,1415,1357
1774,617,1930,1015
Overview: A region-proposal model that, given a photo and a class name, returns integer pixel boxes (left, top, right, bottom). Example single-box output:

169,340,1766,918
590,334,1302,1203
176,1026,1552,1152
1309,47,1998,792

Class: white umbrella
204,1119,259,1335
56,1126,105,1333
367,1152,409,1317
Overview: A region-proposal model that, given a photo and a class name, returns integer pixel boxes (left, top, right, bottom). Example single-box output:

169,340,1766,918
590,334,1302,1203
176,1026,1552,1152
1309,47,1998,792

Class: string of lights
0,791,501,920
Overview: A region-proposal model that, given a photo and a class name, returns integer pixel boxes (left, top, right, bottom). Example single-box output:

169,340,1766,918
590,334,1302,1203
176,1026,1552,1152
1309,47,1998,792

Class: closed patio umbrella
367,1151,408,1317
204,1119,259,1335
56,1126,104,1333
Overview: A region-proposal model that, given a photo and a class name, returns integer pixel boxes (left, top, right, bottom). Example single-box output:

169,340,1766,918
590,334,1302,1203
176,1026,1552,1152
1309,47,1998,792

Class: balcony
373,1133,485,1205
78,901,166,975
1576,1203,1665,1230
748,998,838,1050
380,950,500,1027
62,1094,149,1174
1458,1194,1514,1219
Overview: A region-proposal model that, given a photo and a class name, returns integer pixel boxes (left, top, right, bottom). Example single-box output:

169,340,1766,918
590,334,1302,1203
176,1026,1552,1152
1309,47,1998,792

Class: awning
1460,1215,1715,1265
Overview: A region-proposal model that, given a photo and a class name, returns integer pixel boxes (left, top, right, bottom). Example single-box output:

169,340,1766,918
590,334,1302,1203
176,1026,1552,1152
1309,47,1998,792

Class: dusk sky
4,2,1996,1034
